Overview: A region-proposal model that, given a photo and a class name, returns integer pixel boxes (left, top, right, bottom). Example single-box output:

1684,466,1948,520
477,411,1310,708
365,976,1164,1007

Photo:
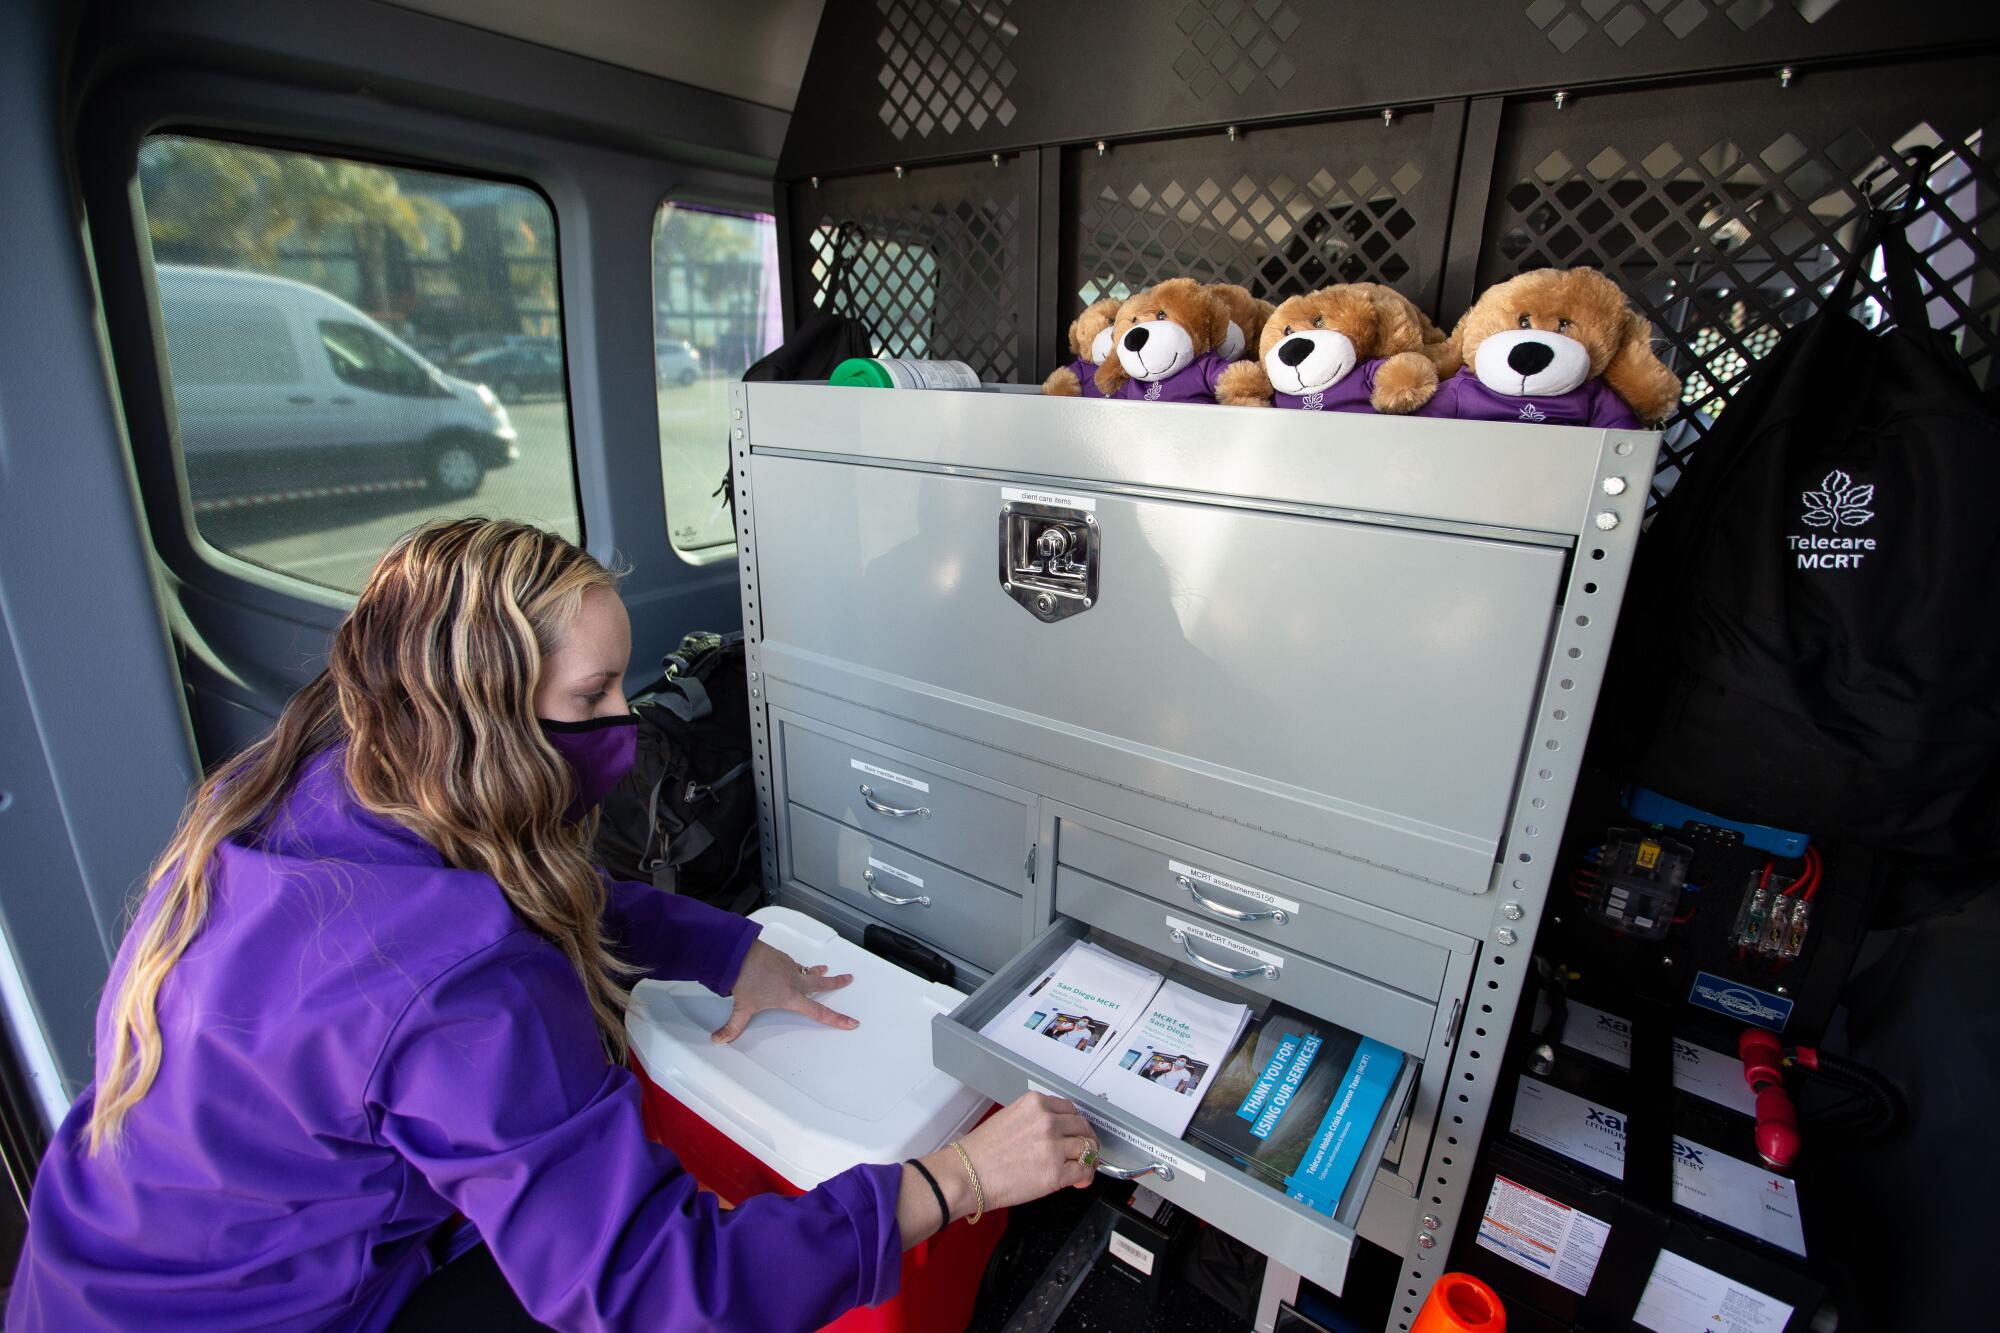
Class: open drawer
932,917,1422,1295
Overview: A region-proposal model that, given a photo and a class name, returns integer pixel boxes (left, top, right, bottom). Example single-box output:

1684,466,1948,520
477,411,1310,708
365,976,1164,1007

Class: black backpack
594,633,761,909
1605,209,2000,906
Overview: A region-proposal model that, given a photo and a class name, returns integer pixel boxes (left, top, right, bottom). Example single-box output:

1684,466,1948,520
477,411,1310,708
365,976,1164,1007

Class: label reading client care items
1001,485,1096,512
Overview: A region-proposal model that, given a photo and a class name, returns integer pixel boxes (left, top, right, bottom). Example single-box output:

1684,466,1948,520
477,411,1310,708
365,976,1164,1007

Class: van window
138,134,580,595
653,203,782,555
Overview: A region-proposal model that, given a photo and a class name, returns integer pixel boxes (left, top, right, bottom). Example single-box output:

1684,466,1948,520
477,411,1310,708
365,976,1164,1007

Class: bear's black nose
1123,326,1150,352
1507,340,1556,376
1277,337,1315,368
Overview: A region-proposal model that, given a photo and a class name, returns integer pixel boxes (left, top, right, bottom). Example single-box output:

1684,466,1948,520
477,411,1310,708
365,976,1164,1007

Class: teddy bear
1205,282,1275,363
1094,278,1235,402
1427,268,1681,427
1040,296,1122,396
1215,282,1458,413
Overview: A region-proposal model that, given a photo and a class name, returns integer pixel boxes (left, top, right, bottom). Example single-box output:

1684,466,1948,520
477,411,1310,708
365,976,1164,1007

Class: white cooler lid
626,906,990,1190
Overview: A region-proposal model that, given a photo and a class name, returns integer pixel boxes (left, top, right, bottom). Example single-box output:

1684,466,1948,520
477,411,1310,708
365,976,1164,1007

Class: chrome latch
999,500,1098,622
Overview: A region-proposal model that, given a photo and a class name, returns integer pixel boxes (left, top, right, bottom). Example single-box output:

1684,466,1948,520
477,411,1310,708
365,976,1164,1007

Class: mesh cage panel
1065,113,1442,320
797,159,1031,383
1475,64,1999,499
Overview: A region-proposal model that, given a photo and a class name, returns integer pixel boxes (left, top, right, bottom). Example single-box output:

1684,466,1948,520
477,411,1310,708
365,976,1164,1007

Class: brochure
1078,979,1252,1138
1187,1004,1406,1216
978,940,1165,1086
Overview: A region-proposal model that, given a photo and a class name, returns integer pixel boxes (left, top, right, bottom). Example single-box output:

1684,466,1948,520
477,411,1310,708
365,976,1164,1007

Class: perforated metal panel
1471,58,2000,496
1064,110,1449,319
870,0,1018,141
792,156,1035,382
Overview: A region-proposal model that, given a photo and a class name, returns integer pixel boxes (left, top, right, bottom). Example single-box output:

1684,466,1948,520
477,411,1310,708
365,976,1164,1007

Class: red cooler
627,907,1005,1333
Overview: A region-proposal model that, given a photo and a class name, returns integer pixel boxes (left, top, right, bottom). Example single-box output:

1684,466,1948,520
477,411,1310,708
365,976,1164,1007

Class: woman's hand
897,1092,1100,1246
710,940,857,1043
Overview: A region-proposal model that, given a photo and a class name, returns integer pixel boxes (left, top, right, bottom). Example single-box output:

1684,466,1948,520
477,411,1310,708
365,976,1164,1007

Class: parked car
655,337,702,386
452,340,566,403
156,265,517,499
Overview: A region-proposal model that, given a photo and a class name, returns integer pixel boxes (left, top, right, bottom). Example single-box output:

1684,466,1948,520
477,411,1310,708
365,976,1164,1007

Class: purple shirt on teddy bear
1422,366,1641,428
1105,351,1232,403
1060,356,1104,399
1270,358,1394,413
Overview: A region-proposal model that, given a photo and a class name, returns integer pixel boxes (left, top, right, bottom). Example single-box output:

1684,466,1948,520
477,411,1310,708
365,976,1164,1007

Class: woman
9,519,1098,1331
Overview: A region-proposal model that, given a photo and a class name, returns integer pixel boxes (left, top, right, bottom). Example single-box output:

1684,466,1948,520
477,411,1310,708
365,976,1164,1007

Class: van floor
966,1179,1251,1333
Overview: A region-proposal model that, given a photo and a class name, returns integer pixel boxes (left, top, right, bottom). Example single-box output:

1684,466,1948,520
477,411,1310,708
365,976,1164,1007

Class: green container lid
828,357,894,388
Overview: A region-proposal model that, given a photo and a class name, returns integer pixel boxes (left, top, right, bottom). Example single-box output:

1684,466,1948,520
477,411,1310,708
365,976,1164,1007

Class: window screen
138,134,580,594
653,203,782,555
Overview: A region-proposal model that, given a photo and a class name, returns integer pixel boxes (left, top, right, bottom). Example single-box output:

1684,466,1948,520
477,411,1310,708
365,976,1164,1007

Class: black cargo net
806,186,1024,383
1069,115,1438,318
1485,111,1997,499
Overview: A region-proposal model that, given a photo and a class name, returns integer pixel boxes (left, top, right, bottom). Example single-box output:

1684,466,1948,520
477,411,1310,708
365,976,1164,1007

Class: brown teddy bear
1215,283,1457,413
1094,278,1234,402
1206,282,1275,362
1427,268,1681,426
1040,296,1122,397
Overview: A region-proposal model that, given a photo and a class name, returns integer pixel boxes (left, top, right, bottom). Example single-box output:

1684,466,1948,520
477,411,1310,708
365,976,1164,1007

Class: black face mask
538,714,639,821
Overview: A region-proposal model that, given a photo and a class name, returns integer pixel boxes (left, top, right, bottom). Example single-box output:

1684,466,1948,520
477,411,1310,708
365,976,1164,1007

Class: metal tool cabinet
729,380,1656,1331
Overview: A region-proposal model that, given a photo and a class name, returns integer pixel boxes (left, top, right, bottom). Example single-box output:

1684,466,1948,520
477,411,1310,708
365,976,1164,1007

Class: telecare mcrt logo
1802,469,1874,531
1789,468,1879,571
1517,402,1547,422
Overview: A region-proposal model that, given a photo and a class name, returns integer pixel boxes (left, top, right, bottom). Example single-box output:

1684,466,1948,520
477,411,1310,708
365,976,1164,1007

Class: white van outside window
139,135,581,595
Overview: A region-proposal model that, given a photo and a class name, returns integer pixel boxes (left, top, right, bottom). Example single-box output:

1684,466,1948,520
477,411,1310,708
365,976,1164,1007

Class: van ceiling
378,0,826,111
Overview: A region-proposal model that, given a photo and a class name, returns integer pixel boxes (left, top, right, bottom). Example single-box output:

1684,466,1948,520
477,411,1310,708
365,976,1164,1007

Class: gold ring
1079,1145,1099,1169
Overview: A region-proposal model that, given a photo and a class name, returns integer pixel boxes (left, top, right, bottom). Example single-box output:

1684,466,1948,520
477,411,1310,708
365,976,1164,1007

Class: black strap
906,1157,951,1234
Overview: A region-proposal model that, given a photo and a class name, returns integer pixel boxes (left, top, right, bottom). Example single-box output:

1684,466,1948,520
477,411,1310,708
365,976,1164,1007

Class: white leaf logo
1801,470,1875,531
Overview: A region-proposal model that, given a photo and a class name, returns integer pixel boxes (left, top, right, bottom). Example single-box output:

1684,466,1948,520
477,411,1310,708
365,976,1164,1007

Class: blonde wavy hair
88,518,633,1153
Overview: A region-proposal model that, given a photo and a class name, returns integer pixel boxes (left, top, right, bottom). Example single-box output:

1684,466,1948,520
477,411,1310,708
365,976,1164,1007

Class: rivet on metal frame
1095,140,1108,156
894,164,906,179
810,176,819,188
991,153,1001,167
1226,125,1239,142
1382,108,1396,127
1780,65,1795,89
1553,89,1570,111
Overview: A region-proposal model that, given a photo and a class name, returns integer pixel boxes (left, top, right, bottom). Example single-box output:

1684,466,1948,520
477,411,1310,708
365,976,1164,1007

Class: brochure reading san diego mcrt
978,941,1249,1137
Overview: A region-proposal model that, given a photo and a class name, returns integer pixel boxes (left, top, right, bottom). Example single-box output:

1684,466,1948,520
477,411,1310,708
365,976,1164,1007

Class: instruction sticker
1169,861,1301,916
1475,1175,1611,1296
1636,1251,1793,1333
1028,1080,1208,1181
850,759,929,793
1001,485,1096,512
1164,916,1285,970
866,858,923,888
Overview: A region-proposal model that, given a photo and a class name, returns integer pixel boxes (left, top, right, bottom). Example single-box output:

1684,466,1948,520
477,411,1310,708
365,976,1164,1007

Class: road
195,384,736,593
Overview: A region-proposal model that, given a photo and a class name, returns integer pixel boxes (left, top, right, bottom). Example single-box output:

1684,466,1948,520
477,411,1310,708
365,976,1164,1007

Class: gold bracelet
949,1139,985,1225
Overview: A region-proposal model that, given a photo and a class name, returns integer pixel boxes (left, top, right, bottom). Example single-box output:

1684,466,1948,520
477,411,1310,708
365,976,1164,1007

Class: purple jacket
1104,350,1231,403
1058,356,1104,398
1271,358,1393,413
1422,366,1641,428
9,748,902,1332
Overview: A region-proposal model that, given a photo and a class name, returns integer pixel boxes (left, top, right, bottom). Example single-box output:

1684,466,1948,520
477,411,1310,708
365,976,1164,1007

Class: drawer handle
862,869,930,908
1177,874,1288,926
1171,928,1277,981
1095,1158,1175,1184
859,784,930,819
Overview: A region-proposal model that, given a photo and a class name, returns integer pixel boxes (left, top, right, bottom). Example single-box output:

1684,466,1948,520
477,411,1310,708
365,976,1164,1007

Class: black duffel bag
1605,207,2000,906
594,632,760,910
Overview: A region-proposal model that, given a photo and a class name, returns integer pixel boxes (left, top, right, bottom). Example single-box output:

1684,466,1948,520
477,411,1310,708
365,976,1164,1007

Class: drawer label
1164,915,1285,969
1169,861,1302,916
850,759,929,793
867,857,924,888
1028,1081,1207,1182
1002,485,1096,512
